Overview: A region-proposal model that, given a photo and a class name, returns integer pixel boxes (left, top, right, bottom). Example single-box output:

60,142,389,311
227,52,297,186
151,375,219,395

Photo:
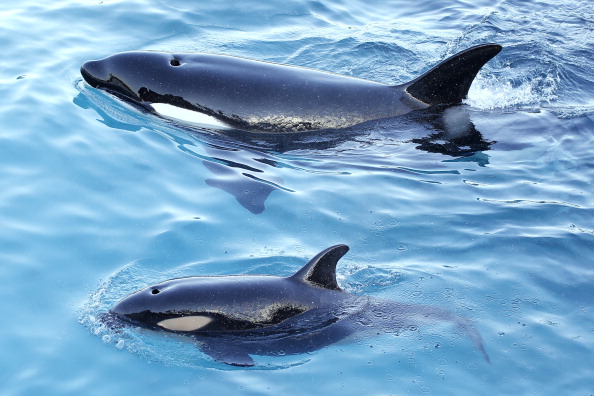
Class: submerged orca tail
405,44,502,106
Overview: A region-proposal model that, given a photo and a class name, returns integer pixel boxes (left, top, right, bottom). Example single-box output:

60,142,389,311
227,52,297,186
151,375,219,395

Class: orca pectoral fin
205,174,278,215
200,341,255,367
405,44,502,106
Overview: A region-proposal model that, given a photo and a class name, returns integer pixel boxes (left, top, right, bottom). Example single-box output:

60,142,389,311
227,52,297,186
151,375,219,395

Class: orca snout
109,285,165,318
80,60,106,87
109,299,130,317
108,297,149,327
109,291,144,317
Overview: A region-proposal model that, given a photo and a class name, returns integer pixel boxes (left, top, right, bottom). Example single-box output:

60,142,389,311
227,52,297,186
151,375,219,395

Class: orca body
109,245,489,366
81,44,501,133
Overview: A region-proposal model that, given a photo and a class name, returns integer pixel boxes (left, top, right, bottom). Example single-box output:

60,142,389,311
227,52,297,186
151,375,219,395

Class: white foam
466,72,559,111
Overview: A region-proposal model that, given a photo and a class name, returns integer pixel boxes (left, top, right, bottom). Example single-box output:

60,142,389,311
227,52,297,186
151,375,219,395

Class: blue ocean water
1,0,593,395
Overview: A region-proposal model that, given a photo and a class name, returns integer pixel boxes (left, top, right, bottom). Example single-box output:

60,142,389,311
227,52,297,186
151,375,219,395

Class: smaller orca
81,44,502,133
109,245,489,366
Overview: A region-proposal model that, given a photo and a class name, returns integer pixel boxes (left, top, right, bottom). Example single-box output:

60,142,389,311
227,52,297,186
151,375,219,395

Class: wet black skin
110,245,351,332
81,44,501,133
109,245,489,366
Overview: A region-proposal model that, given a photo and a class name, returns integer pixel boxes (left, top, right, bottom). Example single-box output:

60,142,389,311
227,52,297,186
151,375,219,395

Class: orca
108,245,489,366
81,44,501,133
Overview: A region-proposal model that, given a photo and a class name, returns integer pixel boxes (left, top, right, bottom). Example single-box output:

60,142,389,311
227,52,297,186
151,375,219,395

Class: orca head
81,51,193,106
109,277,226,333
109,274,312,334
80,51,243,128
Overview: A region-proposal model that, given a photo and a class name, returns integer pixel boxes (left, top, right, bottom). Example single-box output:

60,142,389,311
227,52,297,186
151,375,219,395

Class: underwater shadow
74,87,494,214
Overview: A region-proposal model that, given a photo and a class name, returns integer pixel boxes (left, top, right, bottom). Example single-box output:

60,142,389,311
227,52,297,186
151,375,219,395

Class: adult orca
108,245,489,366
81,44,501,133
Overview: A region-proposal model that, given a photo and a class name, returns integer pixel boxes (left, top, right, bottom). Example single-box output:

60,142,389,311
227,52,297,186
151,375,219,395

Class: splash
466,69,559,111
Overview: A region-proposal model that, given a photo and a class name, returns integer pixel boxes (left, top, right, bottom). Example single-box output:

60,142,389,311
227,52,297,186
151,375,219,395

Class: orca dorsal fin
404,44,502,106
290,245,349,291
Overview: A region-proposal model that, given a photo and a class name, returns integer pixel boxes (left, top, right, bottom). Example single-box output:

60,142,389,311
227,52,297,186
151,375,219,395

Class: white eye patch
157,315,213,331
150,103,232,130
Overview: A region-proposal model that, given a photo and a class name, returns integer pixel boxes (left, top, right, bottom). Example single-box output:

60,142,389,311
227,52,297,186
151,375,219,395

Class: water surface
1,0,593,395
